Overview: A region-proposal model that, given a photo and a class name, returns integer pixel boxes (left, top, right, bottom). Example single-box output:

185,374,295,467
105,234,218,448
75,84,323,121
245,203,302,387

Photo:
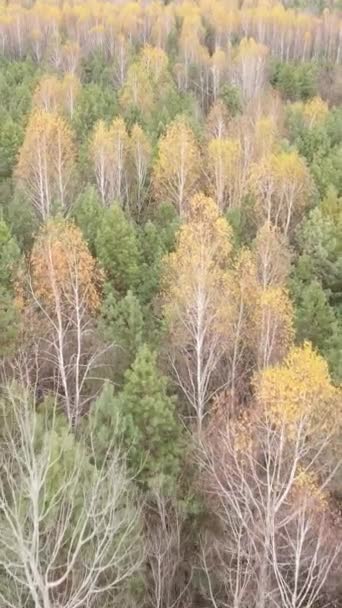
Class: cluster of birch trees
0,0,341,607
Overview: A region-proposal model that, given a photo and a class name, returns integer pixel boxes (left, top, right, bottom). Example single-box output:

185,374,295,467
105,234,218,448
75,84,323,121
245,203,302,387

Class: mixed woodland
0,0,342,606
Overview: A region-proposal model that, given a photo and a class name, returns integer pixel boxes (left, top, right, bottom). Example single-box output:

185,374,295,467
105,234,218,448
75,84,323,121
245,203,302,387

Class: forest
0,0,341,606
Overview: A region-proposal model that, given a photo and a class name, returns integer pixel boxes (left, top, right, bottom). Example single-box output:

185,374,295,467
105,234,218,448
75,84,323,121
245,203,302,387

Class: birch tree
162,193,234,431
199,344,341,608
16,110,76,220
25,219,106,426
0,385,143,608
153,117,201,216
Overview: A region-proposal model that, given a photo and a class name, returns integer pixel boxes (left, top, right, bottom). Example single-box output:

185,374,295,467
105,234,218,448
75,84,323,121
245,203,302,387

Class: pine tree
115,345,182,488
95,205,140,295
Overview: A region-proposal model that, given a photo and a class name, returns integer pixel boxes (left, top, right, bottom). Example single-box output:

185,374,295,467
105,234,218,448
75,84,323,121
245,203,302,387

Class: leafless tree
0,385,144,608
145,488,193,608
198,407,341,608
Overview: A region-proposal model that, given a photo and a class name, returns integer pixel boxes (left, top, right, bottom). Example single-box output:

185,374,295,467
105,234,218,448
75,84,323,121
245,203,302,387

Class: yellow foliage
139,44,169,83
235,36,269,60
256,342,340,433
253,286,294,368
153,117,201,215
119,62,154,115
15,110,76,218
33,75,62,112
250,150,312,235
207,137,242,210
303,96,329,127
163,192,234,340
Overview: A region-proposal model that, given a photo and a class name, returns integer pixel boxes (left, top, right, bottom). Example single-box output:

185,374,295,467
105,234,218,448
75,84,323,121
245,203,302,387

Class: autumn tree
153,117,201,216
90,117,129,207
26,219,105,426
16,110,76,220
249,222,294,369
162,193,234,431
90,119,113,206
253,221,291,289
199,343,341,608
109,116,129,205
119,61,155,119
205,100,231,140
62,72,81,117
232,37,269,103
250,150,313,236
206,136,242,210
32,74,62,112
129,123,151,215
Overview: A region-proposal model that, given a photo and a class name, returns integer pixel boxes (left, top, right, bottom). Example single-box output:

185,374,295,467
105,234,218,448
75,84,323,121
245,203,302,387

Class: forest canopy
0,0,341,607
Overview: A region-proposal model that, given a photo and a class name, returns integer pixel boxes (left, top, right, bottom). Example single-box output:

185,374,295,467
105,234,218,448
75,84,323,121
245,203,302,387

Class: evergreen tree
95,205,140,295
100,287,145,379
295,188,342,306
72,186,103,255
115,345,182,489
0,216,20,289
0,287,20,356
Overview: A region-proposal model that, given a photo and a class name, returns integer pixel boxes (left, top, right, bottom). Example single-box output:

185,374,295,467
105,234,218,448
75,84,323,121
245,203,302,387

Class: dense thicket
0,0,341,607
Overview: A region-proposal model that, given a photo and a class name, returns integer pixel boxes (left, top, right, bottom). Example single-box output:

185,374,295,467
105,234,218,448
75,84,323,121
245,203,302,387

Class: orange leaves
0,0,341,69
33,75,62,113
30,219,102,315
231,223,294,374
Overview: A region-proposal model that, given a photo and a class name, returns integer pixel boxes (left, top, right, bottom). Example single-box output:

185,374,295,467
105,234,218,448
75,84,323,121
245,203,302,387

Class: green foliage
111,345,181,489
0,217,20,289
136,203,179,304
72,83,118,139
148,88,201,140
292,187,342,380
72,186,103,254
271,61,317,100
0,116,23,178
311,147,342,198
82,52,120,87
100,287,145,378
219,83,242,116
0,59,39,124
94,204,140,295
286,106,342,197
88,381,121,461
295,188,342,305
291,279,342,379
0,287,20,356
2,188,38,252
